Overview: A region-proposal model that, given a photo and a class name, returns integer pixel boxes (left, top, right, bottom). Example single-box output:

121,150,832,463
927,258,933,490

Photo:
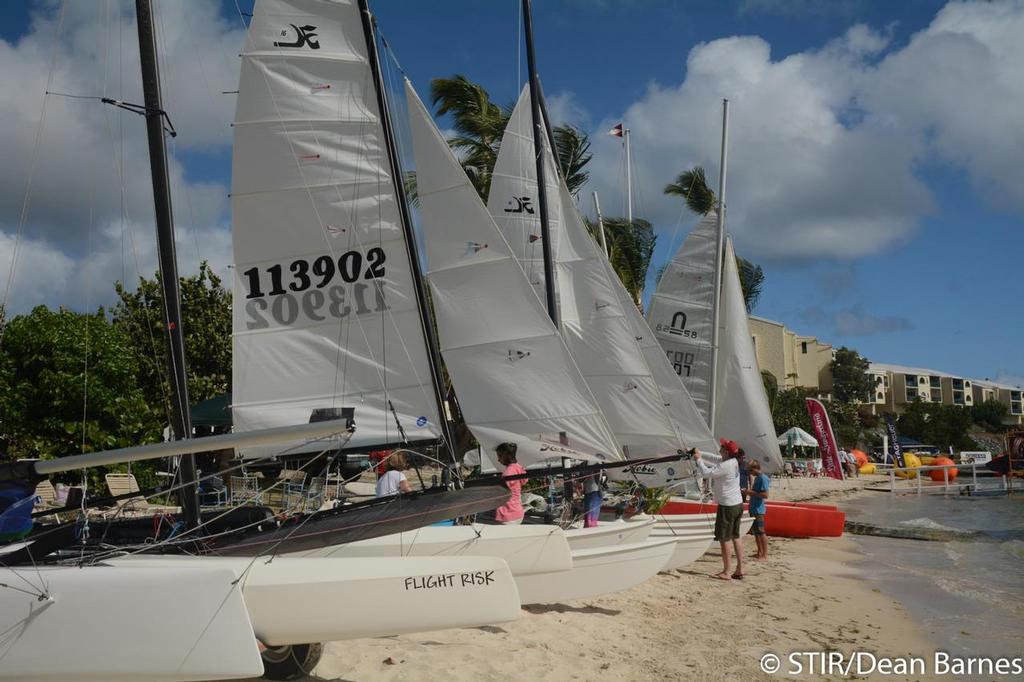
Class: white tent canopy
777,427,819,448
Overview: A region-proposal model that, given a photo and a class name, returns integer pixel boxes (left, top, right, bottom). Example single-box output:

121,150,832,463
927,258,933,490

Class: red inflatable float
658,499,845,538
928,457,958,482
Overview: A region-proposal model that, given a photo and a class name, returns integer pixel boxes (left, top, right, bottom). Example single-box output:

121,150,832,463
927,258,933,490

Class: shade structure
778,426,819,448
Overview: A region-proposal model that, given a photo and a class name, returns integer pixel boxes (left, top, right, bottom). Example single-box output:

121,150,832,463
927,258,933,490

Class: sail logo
656,311,697,339
504,196,534,214
273,24,320,50
507,349,531,362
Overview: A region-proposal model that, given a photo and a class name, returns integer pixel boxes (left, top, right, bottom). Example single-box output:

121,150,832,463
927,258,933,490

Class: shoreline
285,476,945,681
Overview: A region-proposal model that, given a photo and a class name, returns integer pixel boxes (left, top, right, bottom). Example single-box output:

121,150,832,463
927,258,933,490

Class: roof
972,378,1023,391
869,363,959,379
748,315,785,328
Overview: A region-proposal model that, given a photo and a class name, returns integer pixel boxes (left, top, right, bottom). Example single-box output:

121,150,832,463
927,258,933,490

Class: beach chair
104,473,179,515
33,480,58,509
230,474,261,506
279,470,308,509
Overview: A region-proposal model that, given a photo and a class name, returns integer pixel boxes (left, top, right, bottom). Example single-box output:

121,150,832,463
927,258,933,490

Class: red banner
805,398,845,480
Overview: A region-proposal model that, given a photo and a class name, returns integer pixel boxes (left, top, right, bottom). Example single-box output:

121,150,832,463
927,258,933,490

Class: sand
259,475,943,682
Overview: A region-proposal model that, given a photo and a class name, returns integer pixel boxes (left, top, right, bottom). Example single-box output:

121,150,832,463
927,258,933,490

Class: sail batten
231,0,442,453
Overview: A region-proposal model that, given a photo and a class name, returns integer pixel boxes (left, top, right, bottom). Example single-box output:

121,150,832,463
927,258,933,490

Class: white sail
231,0,442,452
645,211,718,423
716,238,784,471
405,80,621,467
487,87,692,458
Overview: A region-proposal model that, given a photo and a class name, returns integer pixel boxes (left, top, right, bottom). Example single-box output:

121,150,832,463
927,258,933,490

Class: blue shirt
748,473,770,515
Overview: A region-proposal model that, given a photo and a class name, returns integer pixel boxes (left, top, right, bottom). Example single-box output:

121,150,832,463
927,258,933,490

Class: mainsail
488,87,714,458
231,0,443,451
648,214,783,471
405,80,621,467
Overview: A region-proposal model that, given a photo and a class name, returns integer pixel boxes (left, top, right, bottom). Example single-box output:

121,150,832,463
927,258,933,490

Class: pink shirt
495,463,526,522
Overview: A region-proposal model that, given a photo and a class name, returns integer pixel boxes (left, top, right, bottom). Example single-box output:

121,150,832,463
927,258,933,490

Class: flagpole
624,128,633,228
707,99,729,436
592,191,608,257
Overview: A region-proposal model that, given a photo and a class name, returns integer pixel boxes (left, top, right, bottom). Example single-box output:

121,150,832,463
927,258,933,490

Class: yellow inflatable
858,463,876,475
917,454,937,466
895,453,922,478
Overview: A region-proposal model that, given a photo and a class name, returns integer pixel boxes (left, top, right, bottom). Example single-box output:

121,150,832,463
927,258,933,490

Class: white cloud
832,306,914,336
584,1,1024,262
0,0,243,313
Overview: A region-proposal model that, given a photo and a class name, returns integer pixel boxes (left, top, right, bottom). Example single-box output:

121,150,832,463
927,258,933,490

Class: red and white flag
608,123,624,137
805,398,845,480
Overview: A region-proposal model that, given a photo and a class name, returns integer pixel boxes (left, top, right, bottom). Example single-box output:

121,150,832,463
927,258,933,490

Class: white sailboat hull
514,537,676,605
563,518,654,550
112,554,521,646
649,533,714,570
292,523,572,576
651,512,755,540
0,565,263,682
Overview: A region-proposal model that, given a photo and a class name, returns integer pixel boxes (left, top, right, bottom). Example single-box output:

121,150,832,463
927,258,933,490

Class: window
907,388,918,400
801,341,808,354
875,376,884,385
931,389,942,402
751,335,757,347
905,375,917,387
876,391,884,402
953,392,964,405
884,376,890,388
952,378,964,390
930,376,941,388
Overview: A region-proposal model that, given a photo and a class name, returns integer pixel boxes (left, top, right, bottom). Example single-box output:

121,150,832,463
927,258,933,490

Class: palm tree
586,217,656,306
664,165,765,312
429,75,594,201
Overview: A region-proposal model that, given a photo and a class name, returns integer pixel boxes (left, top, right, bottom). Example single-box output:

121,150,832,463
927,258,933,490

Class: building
866,364,1023,425
971,378,1024,425
748,316,833,396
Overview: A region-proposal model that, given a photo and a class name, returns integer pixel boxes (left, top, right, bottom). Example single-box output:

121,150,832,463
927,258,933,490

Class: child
746,459,770,560
495,443,526,525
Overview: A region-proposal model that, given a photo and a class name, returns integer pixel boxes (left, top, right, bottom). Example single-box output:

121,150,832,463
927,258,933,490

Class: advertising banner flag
885,416,906,468
805,398,845,480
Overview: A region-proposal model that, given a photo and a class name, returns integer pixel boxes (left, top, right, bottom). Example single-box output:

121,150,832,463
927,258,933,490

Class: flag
805,398,844,480
885,416,905,468
608,123,624,137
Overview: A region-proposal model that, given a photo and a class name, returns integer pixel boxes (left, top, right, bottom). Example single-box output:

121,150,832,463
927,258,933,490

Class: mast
707,98,730,435
592,191,608,257
358,0,457,465
522,0,559,327
135,0,199,528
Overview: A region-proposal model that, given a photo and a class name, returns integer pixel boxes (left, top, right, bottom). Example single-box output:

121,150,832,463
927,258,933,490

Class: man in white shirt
693,438,745,580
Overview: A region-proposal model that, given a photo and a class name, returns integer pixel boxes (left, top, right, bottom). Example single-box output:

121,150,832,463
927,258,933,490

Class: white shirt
694,457,742,506
375,470,407,497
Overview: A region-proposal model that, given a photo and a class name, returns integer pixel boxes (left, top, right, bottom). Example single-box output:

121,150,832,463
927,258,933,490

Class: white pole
889,467,895,494
624,128,633,228
592,190,608,257
707,99,730,435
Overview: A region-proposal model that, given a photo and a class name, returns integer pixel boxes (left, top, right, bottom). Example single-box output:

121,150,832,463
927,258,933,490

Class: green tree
771,387,815,435
897,401,975,451
761,370,779,414
663,165,766,312
0,306,158,461
971,398,1007,431
111,262,232,420
587,217,656,305
429,74,594,200
830,347,873,404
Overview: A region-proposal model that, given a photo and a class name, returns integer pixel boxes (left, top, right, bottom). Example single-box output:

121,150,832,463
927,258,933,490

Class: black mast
357,0,457,467
522,0,559,327
135,0,199,527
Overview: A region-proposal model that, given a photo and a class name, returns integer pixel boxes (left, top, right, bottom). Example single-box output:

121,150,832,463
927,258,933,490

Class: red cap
719,438,739,455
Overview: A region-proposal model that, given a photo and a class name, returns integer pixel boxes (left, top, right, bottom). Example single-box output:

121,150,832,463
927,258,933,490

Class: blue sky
0,0,1020,386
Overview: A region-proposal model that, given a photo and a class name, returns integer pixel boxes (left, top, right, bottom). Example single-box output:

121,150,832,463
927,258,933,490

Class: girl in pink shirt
494,443,525,524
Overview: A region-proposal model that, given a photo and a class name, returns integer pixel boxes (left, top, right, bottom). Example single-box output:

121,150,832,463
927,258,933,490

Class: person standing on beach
581,471,603,528
495,442,526,525
694,438,745,580
746,459,770,560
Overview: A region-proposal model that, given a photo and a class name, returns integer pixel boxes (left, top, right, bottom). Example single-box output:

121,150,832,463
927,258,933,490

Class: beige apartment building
748,316,833,396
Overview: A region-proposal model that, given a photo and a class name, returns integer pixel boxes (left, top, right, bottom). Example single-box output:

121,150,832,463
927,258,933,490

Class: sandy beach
260,475,952,682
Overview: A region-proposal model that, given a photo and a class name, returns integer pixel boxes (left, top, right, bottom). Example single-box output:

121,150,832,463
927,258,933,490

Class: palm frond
552,125,592,195
664,166,716,215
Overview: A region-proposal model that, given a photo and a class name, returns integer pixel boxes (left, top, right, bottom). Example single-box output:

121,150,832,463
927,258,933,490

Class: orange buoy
850,449,869,467
929,456,958,482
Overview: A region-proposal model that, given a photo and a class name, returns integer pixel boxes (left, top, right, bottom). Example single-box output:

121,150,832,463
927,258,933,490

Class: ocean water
840,490,1024,662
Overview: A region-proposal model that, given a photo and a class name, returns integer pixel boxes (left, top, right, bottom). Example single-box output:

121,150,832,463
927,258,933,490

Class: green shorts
714,503,744,542
749,513,766,536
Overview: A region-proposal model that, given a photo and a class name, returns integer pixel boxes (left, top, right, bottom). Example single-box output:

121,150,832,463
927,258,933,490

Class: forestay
487,87,694,459
646,211,719,423
231,0,442,452
715,238,783,471
405,80,621,467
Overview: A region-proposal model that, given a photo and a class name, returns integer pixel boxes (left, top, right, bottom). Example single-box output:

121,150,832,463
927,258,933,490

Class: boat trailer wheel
261,642,324,681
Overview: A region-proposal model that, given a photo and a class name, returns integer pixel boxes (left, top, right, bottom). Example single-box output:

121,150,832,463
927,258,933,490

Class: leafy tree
663,165,765,312
111,262,232,421
971,398,1007,431
429,74,594,200
761,370,779,414
0,306,158,461
897,401,975,451
830,347,873,404
586,217,656,305
771,387,815,435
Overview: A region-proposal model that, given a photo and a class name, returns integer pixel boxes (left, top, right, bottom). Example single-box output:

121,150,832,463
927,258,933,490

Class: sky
0,0,1020,387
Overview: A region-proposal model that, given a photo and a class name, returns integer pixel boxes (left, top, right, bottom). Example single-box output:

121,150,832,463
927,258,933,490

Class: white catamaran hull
563,518,655,550
514,537,676,605
0,565,263,682
112,554,521,646
651,512,755,540
292,523,572,576
649,532,714,570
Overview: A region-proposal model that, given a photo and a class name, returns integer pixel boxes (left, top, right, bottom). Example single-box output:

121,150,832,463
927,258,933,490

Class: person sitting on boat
746,459,770,560
693,438,745,580
495,442,526,525
375,452,412,497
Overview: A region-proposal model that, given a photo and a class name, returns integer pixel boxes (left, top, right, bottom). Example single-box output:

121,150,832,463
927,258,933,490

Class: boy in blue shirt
746,460,770,560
